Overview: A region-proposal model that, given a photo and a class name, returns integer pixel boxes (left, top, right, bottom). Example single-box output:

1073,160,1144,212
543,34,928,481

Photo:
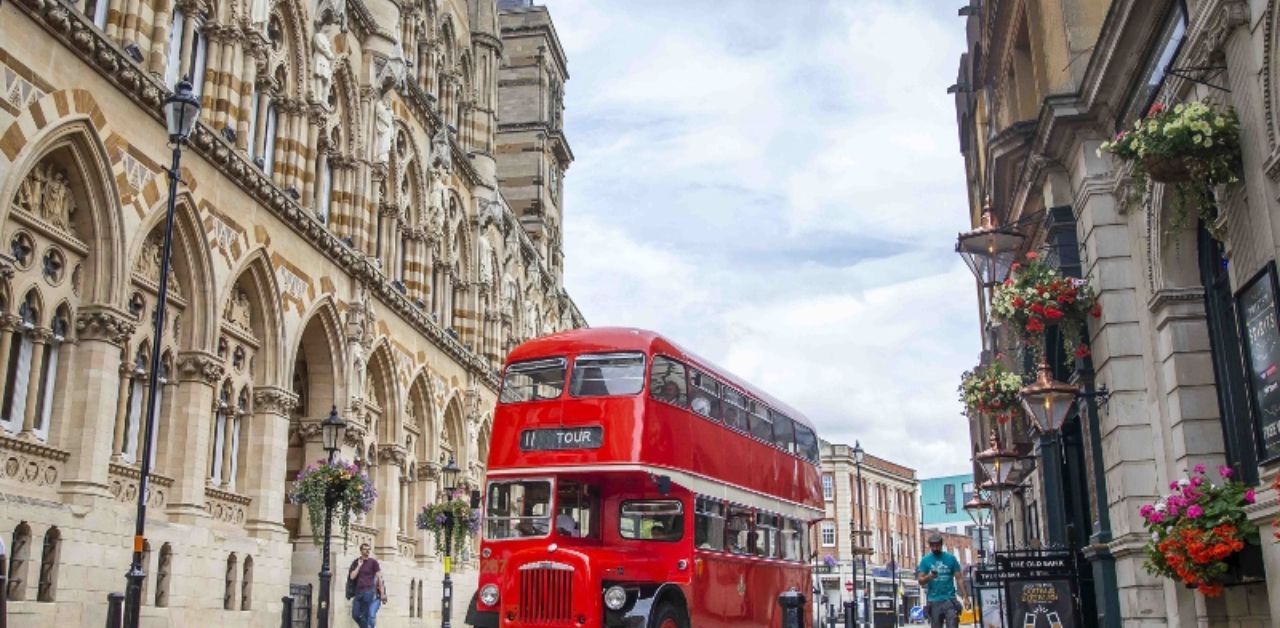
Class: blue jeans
352,589,382,628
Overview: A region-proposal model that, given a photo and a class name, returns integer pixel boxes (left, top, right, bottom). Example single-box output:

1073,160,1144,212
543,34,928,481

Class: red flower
1043,307,1064,321
1148,102,1165,117
1074,345,1091,359
1025,318,1045,333
1090,302,1102,318
1012,297,1025,308
1030,303,1045,315
1025,251,1039,260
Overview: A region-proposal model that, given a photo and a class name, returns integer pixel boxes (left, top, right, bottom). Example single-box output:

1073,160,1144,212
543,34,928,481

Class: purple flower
1218,465,1233,479
1192,463,1206,474
1245,489,1256,504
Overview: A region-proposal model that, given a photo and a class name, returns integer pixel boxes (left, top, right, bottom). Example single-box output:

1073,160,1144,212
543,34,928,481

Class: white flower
1154,502,1167,513
1177,477,1191,488
1152,532,1160,541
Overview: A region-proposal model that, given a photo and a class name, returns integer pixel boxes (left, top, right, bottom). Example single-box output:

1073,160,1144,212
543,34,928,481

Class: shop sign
1235,261,1280,462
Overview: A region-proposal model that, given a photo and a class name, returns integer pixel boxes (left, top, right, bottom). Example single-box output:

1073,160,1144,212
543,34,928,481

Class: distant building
920,473,990,561
815,440,921,618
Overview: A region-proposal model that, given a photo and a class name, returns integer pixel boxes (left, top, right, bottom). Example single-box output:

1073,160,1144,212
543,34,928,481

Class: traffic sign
845,581,854,593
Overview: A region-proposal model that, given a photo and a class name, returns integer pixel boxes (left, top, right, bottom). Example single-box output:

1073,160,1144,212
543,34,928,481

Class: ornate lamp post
852,440,868,628
122,78,200,628
1019,360,1080,434
974,430,1020,490
955,202,1025,288
963,494,992,565
439,457,461,628
317,407,347,628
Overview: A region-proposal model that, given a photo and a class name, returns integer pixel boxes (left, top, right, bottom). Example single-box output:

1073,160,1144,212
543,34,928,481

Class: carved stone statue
312,32,335,104
225,289,252,329
15,163,75,231
373,100,394,164
478,237,494,286
430,125,452,174
248,0,270,26
314,0,346,31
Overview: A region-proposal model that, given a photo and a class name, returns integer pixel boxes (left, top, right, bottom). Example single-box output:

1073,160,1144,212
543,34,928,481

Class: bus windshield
500,358,566,403
485,479,553,539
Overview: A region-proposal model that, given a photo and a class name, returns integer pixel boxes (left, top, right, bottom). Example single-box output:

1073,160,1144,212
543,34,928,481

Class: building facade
814,440,921,618
953,0,1280,625
0,0,583,624
920,473,991,561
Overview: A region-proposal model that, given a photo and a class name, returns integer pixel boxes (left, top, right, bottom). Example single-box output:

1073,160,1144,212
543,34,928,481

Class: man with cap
917,532,967,628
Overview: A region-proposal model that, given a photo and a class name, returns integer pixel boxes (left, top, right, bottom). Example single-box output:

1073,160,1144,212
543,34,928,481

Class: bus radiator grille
518,565,574,624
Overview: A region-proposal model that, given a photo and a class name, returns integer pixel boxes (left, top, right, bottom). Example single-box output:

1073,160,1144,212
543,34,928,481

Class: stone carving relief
373,100,394,164
108,463,169,507
314,0,347,31
178,351,226,384
135,235,182,296
15,162,75,231
478,237,494,286
312,32,335,104
248,0,270,26
1,436,67,489
74,307,136,345
224,288,253,330
205,487,249,524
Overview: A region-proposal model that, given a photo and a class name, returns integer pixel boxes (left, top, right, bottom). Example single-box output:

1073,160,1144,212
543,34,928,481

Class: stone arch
0,110,127,309
477,414,492,470
220,247,287,388
287,295,346,418
366,338,401,444
1143,184,1202,296
406,370,437,463
440,391,466,471
266,0,310,101
130,191,218,353
329,61,362,156
8,521,32,601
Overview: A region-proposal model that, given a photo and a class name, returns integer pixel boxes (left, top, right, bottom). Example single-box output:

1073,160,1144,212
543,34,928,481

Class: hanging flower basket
990,252,1100,362
1142,154,1193,184
417,489,481,556
1099,101,1242,236
959,362,1026,424
1139,465,1259,597
287,459,377,547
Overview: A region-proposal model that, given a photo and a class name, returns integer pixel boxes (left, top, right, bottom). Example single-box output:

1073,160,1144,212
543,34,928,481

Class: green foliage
287,459,377,548
417,489,481,556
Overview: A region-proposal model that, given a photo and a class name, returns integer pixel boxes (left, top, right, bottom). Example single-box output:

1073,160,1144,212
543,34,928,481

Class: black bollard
105,593,124,628
843,600,855,628
778,589,806,628
1,539,7,628
280,595,293,628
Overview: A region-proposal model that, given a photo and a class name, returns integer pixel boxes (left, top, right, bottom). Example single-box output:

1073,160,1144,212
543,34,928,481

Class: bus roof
505,327,817,433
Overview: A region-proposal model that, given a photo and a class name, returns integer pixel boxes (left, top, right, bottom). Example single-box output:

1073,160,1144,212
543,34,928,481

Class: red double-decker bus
465,328,823,628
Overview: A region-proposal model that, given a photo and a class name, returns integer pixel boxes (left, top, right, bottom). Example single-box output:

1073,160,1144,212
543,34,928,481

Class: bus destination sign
519,426,604,451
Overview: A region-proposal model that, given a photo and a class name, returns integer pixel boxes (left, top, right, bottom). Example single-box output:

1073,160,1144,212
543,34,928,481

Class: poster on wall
1005,579,1075,628
1235,261,1280,462
978,587,1004,628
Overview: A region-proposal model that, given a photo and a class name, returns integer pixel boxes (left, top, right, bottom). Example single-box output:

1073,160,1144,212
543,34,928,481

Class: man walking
349,543,387,628
917,533,967,628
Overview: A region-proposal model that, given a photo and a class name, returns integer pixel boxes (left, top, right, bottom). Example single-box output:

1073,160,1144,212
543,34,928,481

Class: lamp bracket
1077,384,1110,411
1166,65,1230,92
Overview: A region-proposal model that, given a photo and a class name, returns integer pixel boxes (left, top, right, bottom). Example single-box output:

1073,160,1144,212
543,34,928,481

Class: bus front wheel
650,602,688,628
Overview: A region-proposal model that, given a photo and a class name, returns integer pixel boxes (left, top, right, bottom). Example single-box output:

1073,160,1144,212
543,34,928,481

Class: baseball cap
927,533,944,544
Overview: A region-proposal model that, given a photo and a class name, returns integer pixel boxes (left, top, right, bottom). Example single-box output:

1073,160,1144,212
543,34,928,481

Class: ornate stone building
953,0,1280,625
0,0,583,624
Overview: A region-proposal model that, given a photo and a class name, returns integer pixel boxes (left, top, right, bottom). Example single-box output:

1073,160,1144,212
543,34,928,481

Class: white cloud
550,0,980,478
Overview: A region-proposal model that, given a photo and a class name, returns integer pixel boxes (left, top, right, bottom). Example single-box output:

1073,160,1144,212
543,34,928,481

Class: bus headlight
479,584,499,607
603,586,627,611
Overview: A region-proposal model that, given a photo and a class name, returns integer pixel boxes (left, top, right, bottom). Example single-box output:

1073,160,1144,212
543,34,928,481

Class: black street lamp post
439,457,461,628
852,440,867,628
122,78,200,628
317,407,347,628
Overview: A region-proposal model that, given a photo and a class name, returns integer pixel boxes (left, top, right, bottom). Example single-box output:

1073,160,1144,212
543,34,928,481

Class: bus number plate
519,426,603,451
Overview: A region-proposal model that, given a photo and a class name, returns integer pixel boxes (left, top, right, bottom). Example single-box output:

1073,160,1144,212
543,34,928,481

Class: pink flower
1191,477,1204,487
1218,465,1233,478
1169,481,1179,490
1245,489,1256,504
1186,505,1203,519
1139,504,1154,517
1149,512,1165,524
1193,463,1206,474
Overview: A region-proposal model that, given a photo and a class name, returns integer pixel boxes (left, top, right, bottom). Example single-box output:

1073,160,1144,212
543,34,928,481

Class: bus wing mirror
656,475,671,496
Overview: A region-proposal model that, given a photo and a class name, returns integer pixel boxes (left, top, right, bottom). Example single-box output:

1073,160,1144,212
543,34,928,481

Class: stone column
18,331,50,438
375,444,404,554
166,350,223,522
60,307,134,504
245,386,298,541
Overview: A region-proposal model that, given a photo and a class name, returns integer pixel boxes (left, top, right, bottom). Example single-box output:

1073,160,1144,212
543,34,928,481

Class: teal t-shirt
917,552,962,603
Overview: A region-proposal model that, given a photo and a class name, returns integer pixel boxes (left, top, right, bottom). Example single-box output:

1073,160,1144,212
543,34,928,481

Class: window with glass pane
748,400,772,441
781,518,804,561
755,512,781,558
619,500,684,542
820,521,835,547
794,424,819,462
500,358,566,403
822,475,833,501
694,497,725,551
688,369,720,420
726,505,754,554
570,352,645,397
554,480,598,538
1119,3,1186,128
721,386,750,431
484,480,552,539
771,411,795,453
649,356,688,407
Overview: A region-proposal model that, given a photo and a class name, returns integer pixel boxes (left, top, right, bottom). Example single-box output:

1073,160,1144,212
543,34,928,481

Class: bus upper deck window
570,352,646,398
650,357,688,407
500,358,567,403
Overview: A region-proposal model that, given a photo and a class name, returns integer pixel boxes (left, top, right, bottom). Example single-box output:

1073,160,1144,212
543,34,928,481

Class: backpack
345,559,359,600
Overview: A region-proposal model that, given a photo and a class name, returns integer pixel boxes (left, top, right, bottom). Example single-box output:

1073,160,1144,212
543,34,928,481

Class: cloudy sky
544,0,979,479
